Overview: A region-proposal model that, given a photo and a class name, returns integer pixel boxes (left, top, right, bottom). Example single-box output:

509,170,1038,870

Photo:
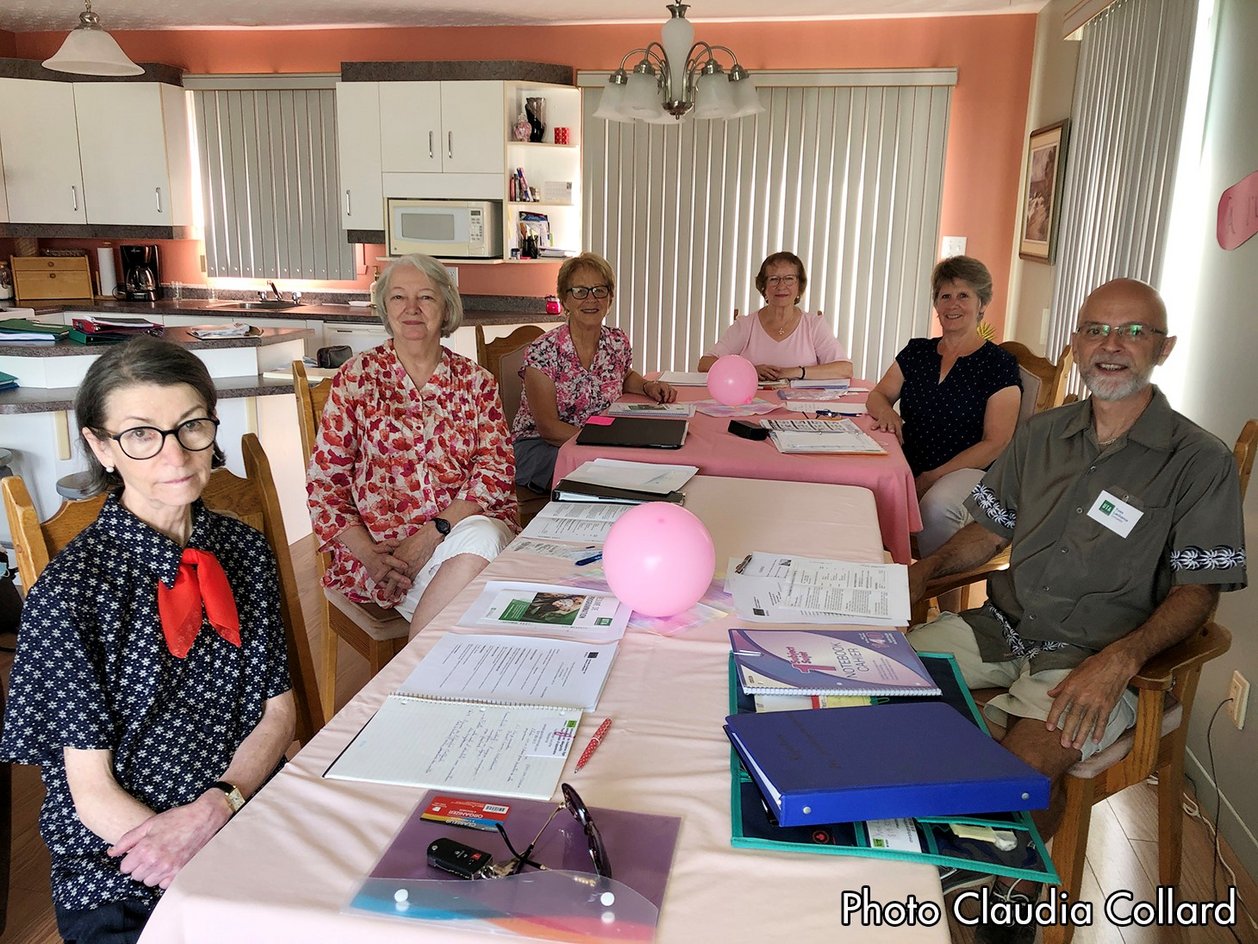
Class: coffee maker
119,244,162,301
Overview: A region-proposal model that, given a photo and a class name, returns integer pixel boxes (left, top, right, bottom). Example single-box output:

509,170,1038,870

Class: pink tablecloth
140,476,947,944
553,381,923,563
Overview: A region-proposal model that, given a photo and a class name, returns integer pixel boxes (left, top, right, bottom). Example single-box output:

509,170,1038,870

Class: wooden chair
292,361,409,720
474,325,549,524
1000,341,1074,415
918,418,1255,942
1,433,324,747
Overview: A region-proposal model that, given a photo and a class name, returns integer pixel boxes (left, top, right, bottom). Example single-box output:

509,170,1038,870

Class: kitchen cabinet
379,81,504,176
73,83,193,226
0,79,87,224
0,77,192,227
335,82,384,230
503,82,583,258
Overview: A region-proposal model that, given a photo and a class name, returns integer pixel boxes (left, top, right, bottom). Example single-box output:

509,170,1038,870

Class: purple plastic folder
348,790,682,943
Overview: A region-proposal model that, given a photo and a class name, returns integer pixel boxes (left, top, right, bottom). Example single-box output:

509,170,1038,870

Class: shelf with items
503,81,582,260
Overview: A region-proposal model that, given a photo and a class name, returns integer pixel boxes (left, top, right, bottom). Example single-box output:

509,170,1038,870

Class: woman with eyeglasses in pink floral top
511,252,677,492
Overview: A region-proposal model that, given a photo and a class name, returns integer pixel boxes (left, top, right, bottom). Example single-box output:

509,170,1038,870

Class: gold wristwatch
211,780,246,815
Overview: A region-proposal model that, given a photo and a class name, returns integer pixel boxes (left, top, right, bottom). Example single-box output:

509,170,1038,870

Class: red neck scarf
156,548,242,659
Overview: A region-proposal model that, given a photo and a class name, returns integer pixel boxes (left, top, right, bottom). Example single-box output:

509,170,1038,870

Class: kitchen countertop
17,296,564,327
0,325,313,358
0,375,296,415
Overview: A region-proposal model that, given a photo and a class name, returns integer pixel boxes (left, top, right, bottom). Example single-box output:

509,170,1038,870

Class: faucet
268,281,283,301
264,281,302,305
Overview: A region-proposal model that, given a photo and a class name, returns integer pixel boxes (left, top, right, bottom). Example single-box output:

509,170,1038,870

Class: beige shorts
910,612,1137,761
393,515,514,621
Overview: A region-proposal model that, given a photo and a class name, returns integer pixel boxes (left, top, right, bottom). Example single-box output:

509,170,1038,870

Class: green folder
0,318,70,336
728,651,1060,887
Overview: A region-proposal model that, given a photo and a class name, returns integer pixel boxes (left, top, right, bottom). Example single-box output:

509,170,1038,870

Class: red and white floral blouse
307,341,518,606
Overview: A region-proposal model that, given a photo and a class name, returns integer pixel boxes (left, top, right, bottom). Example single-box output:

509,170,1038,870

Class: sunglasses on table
489,783,612,880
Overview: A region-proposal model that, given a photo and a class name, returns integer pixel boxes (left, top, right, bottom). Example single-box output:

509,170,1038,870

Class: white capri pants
916,467,985,558
393,515,514,621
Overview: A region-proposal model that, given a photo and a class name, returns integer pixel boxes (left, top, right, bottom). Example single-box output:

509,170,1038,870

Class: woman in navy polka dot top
866,256,1023,557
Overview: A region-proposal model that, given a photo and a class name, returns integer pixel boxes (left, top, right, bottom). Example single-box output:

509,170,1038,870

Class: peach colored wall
14,16,1035,331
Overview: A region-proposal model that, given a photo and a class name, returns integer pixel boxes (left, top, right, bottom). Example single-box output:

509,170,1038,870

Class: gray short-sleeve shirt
962,387,1246,671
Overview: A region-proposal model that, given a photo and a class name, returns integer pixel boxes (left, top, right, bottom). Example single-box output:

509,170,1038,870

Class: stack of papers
186,322,256,339
726,552,910,626
789,378,851,390
518,500,632,544
459,580,632,643
0,318,68,344
763,418,885,455
552,457,697,505
607,401,696,417
730,628,939,697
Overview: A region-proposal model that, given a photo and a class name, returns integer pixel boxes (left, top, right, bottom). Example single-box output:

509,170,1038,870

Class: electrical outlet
1228,670,1249,730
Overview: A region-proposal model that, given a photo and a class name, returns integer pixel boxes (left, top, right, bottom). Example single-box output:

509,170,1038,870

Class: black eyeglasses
566,285,611,300
99,417,220,460
494,783,612,879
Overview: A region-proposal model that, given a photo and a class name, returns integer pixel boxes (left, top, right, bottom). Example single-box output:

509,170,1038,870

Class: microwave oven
386,198,503,259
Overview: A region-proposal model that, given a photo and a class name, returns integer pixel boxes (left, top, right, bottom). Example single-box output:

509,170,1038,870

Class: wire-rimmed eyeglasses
98,417,220,460
765,275,798,286
1075,322,1167,342
494,783,612,879
566,285,611,300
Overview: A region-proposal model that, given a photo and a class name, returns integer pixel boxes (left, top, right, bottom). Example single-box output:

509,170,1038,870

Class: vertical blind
193,87,354,280
1046,0,1198,369
580,71,954,379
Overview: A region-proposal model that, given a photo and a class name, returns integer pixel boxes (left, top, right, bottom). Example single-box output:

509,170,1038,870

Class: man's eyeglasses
765,275,799,286
99,417,220,461
566,285,611,300
493,783,612,879
1075,322,1167,342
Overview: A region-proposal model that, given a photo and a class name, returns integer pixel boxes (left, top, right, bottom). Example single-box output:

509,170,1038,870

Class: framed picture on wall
1019,120,1070,263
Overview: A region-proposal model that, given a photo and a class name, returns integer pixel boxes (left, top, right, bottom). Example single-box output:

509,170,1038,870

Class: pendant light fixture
42,0,143,77
594,3,763,123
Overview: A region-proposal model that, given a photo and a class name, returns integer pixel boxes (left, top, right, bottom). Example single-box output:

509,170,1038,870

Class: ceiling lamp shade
597,3,762,124
43,0,143,77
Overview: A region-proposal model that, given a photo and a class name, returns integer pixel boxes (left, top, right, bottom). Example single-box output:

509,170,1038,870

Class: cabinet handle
71,185,78,212
155,187,163,213
428,131,434,160
344,189,352,216
447,131,453,160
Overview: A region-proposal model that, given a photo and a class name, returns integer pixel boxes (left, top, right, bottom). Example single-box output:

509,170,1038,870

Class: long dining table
551,381,923,564
140,475,948,944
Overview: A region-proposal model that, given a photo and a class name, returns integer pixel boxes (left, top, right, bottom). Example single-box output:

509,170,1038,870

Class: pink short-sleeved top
703,311,848,368
511,323,633,441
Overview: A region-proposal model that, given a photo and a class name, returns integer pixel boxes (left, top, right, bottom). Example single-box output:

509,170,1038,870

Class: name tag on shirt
1087,489,1144,538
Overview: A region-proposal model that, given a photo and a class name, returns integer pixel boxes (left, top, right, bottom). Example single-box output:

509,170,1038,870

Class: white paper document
505,538,602,562
458,581,631,643
764,418,885,455
518,501,632,544
656,370,711,386
563,458,698,495
324,698,580,800
607,401,696,418
400,632,619,711
727,552,910,626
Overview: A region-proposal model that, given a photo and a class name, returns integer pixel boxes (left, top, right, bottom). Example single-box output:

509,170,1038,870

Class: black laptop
575,416,689,449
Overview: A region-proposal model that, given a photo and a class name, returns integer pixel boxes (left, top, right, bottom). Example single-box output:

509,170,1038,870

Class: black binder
551,479,685,506
574,417,688,449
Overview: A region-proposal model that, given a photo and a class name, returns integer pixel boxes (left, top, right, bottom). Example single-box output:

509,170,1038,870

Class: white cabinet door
441,82,504,175
74,83,191,226
0,78,86,224
379,81,443,174
335,82,384,229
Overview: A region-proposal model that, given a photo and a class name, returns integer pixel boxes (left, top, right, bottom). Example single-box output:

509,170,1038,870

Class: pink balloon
602,503,716,617
707,354,758,405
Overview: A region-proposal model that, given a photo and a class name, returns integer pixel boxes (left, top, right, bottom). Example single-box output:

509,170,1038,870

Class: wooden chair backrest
999,341,1055,415
1235,418,1257,503
0,434,325,745
292,359,332,467
474,324,545,427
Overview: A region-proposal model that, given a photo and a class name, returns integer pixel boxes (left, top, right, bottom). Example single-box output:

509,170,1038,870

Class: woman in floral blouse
512,252,676,491
307,254,517,637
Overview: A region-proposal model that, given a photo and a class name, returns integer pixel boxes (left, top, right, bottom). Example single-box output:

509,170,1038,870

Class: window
190,80,354,280
580,69,955,377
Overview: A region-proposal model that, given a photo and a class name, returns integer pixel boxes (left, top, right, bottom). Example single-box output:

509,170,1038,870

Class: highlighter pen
576,551,603,566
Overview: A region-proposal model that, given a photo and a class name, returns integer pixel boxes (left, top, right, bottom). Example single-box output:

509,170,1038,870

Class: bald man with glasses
907,278,1246,943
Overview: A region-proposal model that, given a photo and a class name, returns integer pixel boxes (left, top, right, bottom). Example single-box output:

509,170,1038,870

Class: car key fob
427,837,494,879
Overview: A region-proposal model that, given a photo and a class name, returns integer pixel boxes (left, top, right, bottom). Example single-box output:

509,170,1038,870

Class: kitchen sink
210,300,302,311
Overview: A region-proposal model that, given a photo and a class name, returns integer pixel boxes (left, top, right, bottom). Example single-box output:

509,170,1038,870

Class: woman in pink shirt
697,251,853,382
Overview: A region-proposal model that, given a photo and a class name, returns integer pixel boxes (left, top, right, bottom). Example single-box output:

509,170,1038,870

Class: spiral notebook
729,628,940,697
323,634,619,799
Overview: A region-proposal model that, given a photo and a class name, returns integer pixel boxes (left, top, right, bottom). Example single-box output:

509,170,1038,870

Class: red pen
574,718,613,771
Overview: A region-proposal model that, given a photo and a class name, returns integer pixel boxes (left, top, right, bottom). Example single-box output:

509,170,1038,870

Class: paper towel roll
96,246,118,297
